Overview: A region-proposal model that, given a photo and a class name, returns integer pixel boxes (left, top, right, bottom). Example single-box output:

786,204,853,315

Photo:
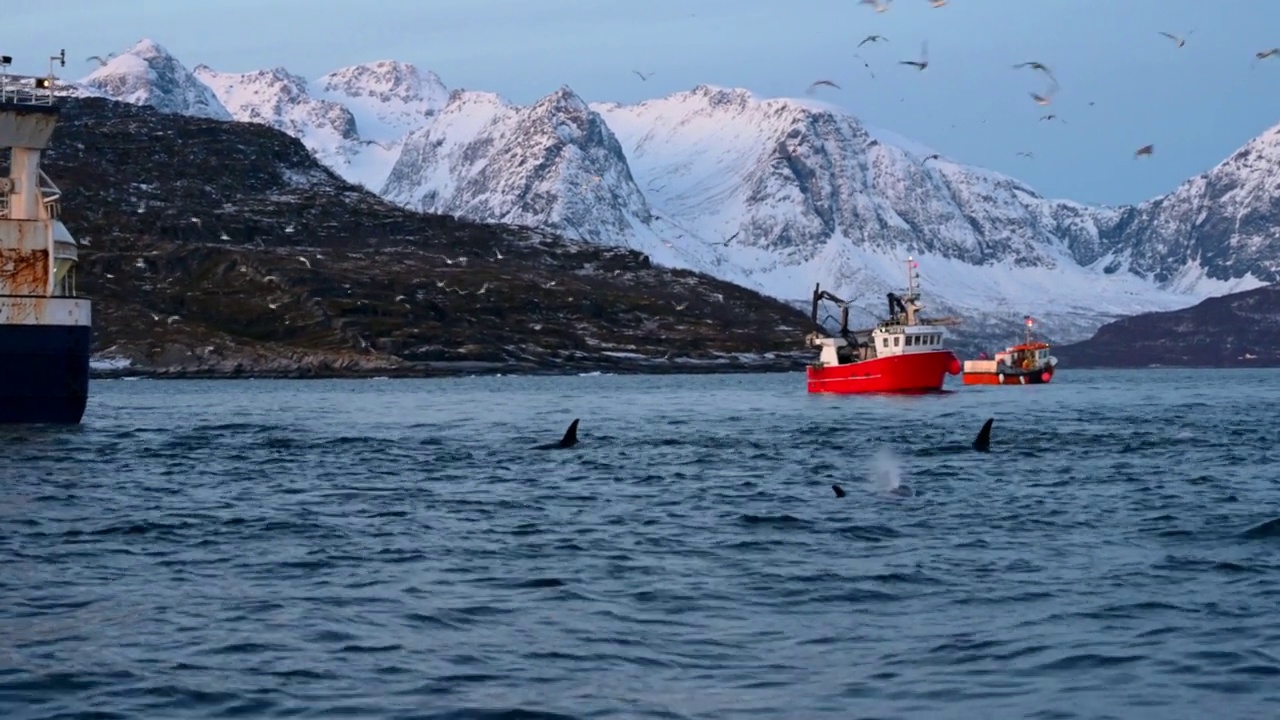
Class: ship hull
962,366,1055,386
806,350,961,394
0,322,91,424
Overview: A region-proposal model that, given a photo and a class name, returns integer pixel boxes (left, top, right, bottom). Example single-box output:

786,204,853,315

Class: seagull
1039,114,1065,123
929,0,947,6
632,70,653,81
86,55,110,67
853,53,876,79
1134,144,1154,158
1013,61,1057,84
717,231,741,246
1016,151,1035,159
923,153,942,162
1252,48,1280,68
1159,31,1192,48
861,0,892,11
858,34,888,48
807,79,841,93
296,256,311,268
1030,82,1058,106
899,41,929,71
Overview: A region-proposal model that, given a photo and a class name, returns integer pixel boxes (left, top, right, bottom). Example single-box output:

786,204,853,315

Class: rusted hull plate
0,296,91,326
0,219,53,295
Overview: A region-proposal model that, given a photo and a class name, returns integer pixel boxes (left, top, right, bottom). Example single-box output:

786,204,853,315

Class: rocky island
33,97,817,378
1054,283,1280,368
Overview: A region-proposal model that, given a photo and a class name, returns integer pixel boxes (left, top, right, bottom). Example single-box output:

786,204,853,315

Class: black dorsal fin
973,418,993,452
559,418,579,448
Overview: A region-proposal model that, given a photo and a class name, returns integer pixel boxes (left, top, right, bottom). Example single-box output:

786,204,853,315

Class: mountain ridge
58,38,1280,354
32,97,815,377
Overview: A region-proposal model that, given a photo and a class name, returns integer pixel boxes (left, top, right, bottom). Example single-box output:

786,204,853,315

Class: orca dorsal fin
973,418,993,452
559,418,579,448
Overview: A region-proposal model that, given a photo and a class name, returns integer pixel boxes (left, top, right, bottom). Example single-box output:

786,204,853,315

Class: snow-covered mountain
188,59,447,191
78,39,231,121
62,38,1279,353
1096,122,1280,292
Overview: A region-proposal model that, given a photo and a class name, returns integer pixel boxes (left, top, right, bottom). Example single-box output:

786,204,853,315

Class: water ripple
3,370,1280,719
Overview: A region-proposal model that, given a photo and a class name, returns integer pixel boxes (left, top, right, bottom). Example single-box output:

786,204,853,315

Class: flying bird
1039,114,1065,123
858,34,888,48
1252,48,1280,68
717,231,741,246
807,79,842,93
923,153,941,162
1029,80,1059,106
860,0,892,12
1013,61,1057,84
1016,151,1034,159
853,53,877,79
1158,31,1192,48
1134,144,1154,158
632,70,653,81
899,41,929,71
86,55,110,67
929,0,947,6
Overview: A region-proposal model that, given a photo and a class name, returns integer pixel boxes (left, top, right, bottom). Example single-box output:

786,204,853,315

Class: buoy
948,357,962,375
997,372,1004,384
1019,375,1027,385
1041,371,1051,382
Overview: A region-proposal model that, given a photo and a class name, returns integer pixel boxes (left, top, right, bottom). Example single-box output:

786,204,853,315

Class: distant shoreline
88,355,813,380
88,359,1280,380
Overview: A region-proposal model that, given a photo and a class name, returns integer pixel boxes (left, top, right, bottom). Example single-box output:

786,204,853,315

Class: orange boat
805,258,962,394
962,316,1058,385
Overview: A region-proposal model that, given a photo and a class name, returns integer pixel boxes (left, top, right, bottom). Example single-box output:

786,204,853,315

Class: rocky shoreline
88,352,812,380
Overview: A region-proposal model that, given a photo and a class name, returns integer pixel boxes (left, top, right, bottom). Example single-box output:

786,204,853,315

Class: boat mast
903,257,920,326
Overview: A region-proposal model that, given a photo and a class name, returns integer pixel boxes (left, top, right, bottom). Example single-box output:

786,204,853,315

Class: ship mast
902,256,921,326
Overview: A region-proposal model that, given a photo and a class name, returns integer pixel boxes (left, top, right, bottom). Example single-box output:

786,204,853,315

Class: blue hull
0,323,91,424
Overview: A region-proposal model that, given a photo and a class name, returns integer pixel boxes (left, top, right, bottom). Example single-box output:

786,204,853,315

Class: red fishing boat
805,258,962,394
962,315,1058,385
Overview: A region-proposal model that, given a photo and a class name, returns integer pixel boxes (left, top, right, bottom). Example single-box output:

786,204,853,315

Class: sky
5,0,1280,207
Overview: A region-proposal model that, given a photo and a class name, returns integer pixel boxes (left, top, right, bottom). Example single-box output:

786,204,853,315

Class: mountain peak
688,84,758,109
533,85,589,115
311,60,448,143
316,61,447,107
80,39,232,121
126,37,174,59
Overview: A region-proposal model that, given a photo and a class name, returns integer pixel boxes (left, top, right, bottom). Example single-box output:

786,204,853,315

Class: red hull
963,366,1055,385
807,350,962,394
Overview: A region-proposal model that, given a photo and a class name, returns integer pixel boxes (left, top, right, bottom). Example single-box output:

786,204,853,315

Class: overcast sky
7,0,1279,207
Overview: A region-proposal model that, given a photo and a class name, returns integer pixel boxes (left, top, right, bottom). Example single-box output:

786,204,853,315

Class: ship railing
39,170,61,218
0,172,63,220
0,73,58,106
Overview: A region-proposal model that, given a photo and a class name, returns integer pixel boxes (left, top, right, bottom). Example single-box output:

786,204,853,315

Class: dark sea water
3,369,1280,720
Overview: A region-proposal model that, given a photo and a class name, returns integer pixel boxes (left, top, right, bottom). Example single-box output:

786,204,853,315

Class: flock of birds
781,1,1280,162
